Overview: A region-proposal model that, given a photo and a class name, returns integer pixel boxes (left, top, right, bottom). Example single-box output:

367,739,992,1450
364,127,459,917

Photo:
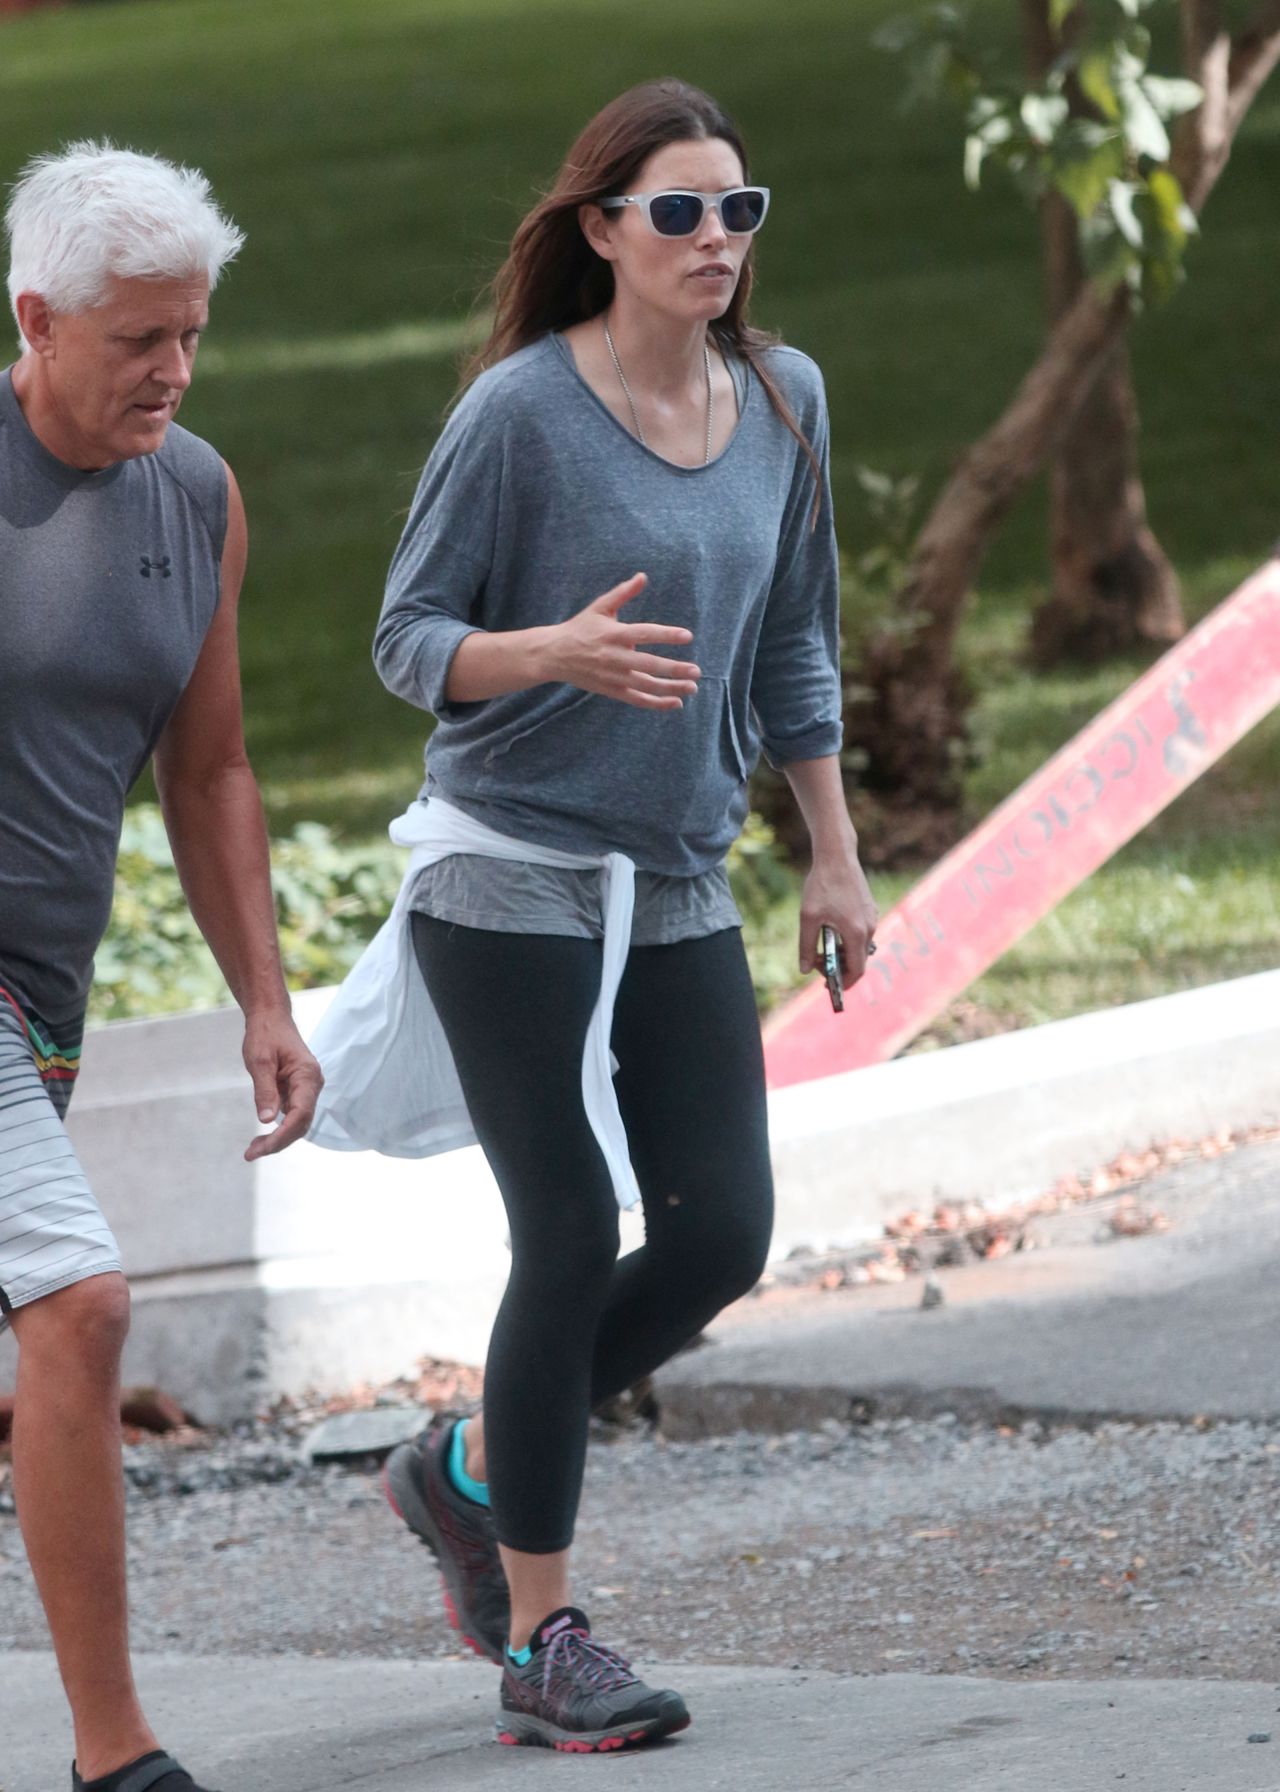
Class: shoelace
541,1628,640,1701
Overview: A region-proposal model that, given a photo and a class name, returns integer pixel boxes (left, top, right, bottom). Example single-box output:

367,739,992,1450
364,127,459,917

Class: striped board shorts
0,989,122,1327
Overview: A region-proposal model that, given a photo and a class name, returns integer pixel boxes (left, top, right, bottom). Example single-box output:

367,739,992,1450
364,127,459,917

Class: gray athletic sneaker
384,1415,508,1665
497,1607,691,1752
71,1750,217,1791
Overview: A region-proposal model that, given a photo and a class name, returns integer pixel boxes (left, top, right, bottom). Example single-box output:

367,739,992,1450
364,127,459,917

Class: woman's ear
579,202,618,263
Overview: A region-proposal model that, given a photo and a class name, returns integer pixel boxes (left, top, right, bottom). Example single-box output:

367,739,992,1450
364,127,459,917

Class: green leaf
1078,50,1121,121
1049,0,1078,30
963,98,1016,188
855,466,896,499
1144,166,1188,243
901,40,955,112
1020,92,1070,143
1141,75,1204,121
964,131,987,189
1080,208,1137,292
1109,178,1145,248
872,13,920,55
1052,124,1126,216
1120,84,1169,159
1130,168,1194,306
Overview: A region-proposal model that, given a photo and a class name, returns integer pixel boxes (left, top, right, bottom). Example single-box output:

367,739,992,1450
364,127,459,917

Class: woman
317,77,877,1751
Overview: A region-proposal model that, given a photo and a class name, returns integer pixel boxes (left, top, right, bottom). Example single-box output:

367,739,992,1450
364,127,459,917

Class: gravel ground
4,1413,1280,1682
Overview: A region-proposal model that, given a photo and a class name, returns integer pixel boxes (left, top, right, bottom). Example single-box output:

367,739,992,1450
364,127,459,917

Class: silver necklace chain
603,320,713,466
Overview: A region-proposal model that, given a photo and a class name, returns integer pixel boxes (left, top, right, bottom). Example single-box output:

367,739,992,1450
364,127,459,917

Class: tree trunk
845,0,1280,836
1032,201,1184,663
847,280,1131,833
1027,3,1184,664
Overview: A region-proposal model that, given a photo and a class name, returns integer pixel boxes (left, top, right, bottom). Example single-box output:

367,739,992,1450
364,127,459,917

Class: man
0,142,322,1792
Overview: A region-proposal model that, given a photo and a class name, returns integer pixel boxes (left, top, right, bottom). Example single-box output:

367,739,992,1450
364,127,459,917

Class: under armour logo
139,555,172,579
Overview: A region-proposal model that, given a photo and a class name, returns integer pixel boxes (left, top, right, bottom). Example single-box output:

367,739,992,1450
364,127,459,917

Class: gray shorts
0,996,121,1328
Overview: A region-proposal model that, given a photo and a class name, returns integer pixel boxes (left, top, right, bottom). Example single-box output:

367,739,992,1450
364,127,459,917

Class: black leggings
411,916,774,1554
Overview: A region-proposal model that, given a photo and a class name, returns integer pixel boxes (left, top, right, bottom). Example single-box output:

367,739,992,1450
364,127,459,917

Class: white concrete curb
767,966,1280,1251
2,968,1276,1419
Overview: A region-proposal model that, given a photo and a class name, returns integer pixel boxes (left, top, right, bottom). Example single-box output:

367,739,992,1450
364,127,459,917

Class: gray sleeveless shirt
0,369,227,1026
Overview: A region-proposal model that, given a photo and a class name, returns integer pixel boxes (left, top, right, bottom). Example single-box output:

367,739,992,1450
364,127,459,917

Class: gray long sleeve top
374,331,842,877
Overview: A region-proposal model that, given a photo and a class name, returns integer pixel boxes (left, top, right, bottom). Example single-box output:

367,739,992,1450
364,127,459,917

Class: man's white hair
5,140,244,348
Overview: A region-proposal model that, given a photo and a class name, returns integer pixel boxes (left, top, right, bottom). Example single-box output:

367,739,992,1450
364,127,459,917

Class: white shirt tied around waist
305,798,642,1211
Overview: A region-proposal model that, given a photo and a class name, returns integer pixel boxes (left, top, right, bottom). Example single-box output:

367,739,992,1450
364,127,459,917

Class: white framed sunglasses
599,186,771,238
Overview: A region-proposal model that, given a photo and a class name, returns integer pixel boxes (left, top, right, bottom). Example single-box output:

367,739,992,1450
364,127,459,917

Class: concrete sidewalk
7,1651,1280,1791
656,1133,1280,1437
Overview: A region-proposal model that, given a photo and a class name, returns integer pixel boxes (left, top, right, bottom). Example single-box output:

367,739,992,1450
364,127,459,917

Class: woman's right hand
541,573,701,710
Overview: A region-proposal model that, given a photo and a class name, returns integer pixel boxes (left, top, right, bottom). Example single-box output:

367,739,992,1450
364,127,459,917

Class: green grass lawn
1,0,1276,1032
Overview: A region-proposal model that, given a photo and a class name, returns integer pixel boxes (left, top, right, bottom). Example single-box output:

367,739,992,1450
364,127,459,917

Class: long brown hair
462,78,822,521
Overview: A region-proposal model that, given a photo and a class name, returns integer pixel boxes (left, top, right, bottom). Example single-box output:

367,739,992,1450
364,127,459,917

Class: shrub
92,808,403,1023
92,805,797,1022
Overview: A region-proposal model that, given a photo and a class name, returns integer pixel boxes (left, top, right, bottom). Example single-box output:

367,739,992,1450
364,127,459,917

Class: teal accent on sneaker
507,1640,534,1667
447,1418,491,1509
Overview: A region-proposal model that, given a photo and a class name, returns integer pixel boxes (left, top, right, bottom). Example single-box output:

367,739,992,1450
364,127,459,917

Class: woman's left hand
799,852,879,990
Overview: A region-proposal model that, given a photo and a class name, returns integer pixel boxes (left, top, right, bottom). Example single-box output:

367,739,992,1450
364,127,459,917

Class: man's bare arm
153,465,321,1158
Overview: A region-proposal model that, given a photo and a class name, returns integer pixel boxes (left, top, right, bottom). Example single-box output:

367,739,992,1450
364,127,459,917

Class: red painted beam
764,558,1280,1089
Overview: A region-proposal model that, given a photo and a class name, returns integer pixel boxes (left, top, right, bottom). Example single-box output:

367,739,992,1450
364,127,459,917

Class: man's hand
799,853,879,991
242,1009,324,1161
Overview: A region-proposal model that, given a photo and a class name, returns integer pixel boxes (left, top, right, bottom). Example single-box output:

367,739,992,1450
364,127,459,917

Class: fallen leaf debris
759,1123,1279,1298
